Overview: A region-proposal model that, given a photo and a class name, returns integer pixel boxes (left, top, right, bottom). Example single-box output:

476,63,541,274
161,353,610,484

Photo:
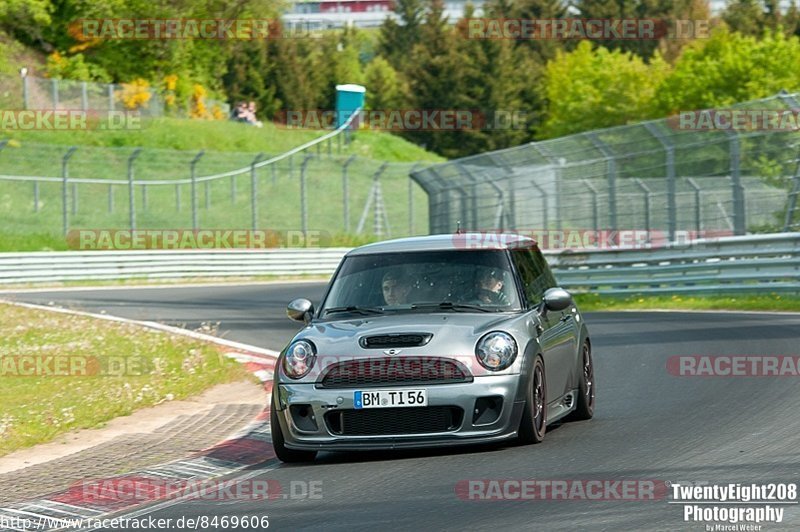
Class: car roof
345,233,537,256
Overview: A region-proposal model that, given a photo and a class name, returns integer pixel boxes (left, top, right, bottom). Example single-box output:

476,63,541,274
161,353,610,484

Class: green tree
403,0,471,156
223,40,280,119
657,28,800,114
378,0,425,69
541,41,669,138
364,56,407,111
574,0,705,60
0,0,53,44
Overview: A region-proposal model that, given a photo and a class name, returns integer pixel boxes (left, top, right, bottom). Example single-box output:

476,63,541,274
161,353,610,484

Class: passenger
382,270,412,306
475,269,509,305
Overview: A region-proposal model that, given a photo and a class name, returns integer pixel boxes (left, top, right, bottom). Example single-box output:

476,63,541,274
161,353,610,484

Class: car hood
285,311,534,380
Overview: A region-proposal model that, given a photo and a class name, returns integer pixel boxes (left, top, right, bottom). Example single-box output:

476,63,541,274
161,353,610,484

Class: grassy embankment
0,303,252,456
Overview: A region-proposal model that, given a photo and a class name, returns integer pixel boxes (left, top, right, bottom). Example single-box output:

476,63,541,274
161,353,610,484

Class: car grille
325,406,463,436
318,357,472,388
359,333,432,349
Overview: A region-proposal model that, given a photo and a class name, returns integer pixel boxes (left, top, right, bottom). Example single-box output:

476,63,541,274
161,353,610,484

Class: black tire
518,356,547,444
568,340,595,421
270,402,317,463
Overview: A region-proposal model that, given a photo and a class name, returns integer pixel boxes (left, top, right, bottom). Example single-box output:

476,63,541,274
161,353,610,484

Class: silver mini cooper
270,233,594,462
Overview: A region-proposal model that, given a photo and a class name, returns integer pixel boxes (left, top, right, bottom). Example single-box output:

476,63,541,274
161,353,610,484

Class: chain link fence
0,141,429,243
0,74,229,118
412,92,800,238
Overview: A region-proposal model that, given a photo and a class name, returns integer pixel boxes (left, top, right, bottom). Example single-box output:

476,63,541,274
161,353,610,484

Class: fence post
127,148,142,230
107,84,115,111
529,181,549,230
783,157,800,231
487,154,516,229
530,143,561,231
251,153,265,231
644,123,677,241
409,163,422,236
190,150,205,230
176,184,181,211
725,131,746,235
300,154,313,235
586,133,618,232
581,179,599,232
288,154,293,179
778,92,800,231
342,155,356,233
204,180,210,209
142,184,148,212
687,178,702,235
51,79,59,108
230,175,236,204
375,163,390,237
634,179,652,243
71,182,78,215
456,163,480,230
21,72,29,110
61,147,77,236
108,184,114,213
327,137,332,158
81,81,89,111
356,163,389,235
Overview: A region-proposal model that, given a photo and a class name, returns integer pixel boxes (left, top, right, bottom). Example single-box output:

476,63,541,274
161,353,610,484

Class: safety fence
412,92,800,238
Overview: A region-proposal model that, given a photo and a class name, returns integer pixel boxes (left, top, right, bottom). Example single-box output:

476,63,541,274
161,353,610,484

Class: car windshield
320,250,521,315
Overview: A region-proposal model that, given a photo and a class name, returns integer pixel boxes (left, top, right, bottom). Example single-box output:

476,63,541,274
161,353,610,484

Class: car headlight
283,340,316,379
475,331,517,371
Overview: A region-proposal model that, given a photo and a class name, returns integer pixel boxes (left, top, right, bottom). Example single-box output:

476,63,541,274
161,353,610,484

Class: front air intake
359,333,432,349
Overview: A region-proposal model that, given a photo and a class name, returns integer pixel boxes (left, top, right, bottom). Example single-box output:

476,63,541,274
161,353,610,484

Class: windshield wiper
410,301,493,313
324,305,385,316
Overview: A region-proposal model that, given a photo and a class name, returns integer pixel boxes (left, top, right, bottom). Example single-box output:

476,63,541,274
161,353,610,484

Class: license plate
354,389,427,409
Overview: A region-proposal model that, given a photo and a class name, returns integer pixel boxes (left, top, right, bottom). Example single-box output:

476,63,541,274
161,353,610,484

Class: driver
382,270,412,306
475,268,509,305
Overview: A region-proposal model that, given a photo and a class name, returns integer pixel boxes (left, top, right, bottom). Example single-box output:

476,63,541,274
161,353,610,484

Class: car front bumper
273,374,527,451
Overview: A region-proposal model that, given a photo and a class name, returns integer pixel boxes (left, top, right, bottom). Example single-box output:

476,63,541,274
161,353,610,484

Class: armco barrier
0,248,350,284
547,232,800,295
0,233,798,295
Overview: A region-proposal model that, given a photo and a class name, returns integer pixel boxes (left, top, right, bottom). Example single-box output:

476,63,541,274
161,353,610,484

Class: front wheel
270,402,318,463
568,340,595,421
518,356,547,444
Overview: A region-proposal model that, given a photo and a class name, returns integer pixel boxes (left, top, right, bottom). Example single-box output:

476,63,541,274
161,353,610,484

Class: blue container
335,84,366,129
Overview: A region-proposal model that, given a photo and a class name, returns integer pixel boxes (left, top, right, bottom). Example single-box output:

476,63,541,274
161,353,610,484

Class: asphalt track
3,283,800,531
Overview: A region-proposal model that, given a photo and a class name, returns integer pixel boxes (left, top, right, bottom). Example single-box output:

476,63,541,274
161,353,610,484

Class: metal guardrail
0,249,350,284
0,234,797,294
547,232,800,295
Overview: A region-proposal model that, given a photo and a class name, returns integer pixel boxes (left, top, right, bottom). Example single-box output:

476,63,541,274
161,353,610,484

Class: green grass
574,293,800,312
0,117,444,163
0,303,251,456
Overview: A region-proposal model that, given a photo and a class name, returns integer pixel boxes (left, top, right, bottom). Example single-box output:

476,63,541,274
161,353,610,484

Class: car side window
510,247,555,306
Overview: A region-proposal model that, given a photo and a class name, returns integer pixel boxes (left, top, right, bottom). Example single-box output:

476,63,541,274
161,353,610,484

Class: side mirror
542,287,572,312
287,298,314,324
